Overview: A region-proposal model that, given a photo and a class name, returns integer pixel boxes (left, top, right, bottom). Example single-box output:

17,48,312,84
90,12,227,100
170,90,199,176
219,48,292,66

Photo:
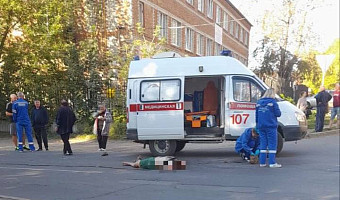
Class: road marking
0,166,102,174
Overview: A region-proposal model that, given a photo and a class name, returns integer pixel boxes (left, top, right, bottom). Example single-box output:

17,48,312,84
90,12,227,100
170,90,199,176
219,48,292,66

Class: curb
305,129,340,139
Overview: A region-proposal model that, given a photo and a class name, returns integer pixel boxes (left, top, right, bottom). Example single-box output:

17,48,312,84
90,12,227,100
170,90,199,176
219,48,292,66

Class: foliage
279,93,295,104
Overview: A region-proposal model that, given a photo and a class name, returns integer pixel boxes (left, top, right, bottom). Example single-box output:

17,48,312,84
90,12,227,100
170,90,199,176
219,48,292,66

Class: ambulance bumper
281,124,308,141
126,129,138,140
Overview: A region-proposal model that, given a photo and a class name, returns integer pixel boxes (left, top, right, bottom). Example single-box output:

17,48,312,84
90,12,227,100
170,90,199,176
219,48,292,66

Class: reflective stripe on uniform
268,150,277,153
28,142,34,145
18,142,23,144
260,150,267,153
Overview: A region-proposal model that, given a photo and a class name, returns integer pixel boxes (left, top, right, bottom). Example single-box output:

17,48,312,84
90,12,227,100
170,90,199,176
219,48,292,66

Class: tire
149,140,177,156
175,141,186,152
277,132,284,155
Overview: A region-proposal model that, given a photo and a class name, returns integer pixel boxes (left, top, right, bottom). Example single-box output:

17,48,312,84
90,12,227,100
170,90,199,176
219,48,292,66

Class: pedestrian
93,105,112,156
12,92,36,152
329,83,340,129
314,86,332,132
297,91,311,119
31,100,49,151
5,94,29,150
56,100,76,155
256,88,282,168
235,127,260,163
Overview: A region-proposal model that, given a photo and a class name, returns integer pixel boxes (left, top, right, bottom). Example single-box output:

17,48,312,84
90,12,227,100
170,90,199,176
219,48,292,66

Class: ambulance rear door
136,77,184,140
226,76,264,136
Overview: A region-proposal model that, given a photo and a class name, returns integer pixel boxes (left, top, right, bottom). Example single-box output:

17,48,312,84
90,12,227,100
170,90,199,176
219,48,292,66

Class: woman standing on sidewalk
93,105,112,156
256,88,282,168
297,91,311,119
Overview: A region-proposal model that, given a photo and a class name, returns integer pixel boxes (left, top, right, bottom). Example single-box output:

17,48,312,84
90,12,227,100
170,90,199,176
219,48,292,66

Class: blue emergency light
220,50,233,57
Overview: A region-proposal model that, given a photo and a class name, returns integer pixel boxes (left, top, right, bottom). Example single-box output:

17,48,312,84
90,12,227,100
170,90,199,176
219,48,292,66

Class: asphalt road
0,134,339,200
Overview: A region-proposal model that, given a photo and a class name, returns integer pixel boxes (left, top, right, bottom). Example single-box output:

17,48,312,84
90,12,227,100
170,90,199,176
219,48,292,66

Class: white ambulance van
126,53,307,156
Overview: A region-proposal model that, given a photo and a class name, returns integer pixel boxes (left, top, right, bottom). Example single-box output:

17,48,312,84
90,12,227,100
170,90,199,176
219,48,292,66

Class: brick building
131,0,251,65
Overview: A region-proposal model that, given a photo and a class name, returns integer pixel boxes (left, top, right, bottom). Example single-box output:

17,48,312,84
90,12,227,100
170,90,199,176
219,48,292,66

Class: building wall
131,0,251,65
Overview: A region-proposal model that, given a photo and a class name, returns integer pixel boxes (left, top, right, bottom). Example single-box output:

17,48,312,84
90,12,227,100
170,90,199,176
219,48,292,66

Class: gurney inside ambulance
184,77,224,137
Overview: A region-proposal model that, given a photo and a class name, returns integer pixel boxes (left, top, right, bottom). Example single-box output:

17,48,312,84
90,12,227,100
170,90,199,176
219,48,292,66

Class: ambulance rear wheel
149,140,177,156
277,132,284,155
175,141,186,152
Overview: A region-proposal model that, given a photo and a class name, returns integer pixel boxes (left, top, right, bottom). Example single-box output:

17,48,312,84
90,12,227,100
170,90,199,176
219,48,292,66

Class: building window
240,28,244,43
158,12,168,39
138,2,144,27
196,34,204,55
245,31,249,46
235,23,239,39
207,0,213,19
223,12,228,31
214,43,221,56
186,0,193,5
171,19,182,47
216,6,221,26
206,38,213,56
198,0,204,12
185,28,194,51
229,18,234,36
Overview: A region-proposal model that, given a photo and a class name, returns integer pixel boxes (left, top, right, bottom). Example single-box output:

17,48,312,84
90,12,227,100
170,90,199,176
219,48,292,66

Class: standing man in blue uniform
256,88,282,168
315,86,332,132
12,92,35,152
235,128,260,162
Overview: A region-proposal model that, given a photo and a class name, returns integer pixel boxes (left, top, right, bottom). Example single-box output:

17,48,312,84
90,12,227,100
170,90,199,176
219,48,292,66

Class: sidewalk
305,127,339,138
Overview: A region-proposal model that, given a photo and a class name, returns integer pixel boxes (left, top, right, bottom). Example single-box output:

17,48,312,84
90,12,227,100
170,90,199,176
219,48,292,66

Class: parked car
306,90,334,109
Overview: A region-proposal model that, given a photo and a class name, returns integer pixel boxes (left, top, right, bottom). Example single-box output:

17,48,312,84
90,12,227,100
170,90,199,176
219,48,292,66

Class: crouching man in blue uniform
12,92,35,152
256,89,282,168
235,128,260,162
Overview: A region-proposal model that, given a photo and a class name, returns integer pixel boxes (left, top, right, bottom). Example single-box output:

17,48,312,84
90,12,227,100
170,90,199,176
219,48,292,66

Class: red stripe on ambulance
129,102,184,112
229,102,256,110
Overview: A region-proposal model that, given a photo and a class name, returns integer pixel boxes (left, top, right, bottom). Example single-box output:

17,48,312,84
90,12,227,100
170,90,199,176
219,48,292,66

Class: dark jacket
315,90,332,107
256,97,281,129
31,106,49,128
235,128,260,153
56,105,76,135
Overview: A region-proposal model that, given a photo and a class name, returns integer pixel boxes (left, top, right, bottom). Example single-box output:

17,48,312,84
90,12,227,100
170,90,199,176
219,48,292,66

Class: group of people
297,83,339,132
235,88,282,168
6,92,113,156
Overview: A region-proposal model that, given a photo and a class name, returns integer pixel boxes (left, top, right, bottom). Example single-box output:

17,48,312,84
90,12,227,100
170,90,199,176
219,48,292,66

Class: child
235,128,260,162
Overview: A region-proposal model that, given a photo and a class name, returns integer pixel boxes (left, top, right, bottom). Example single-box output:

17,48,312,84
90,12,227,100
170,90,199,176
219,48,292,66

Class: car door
136,78,184,140
226,76,264,136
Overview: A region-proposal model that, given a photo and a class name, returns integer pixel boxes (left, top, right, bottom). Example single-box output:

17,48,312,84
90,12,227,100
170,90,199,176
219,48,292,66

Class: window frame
171,19,182,47
138,2,144,27
216,6,221,26
198,0,204,12
158,12,168,39
206,38,213,56
185,27,194,52
140,79,182,103
223,12,228,31
207,0,213,19
196,33,204,56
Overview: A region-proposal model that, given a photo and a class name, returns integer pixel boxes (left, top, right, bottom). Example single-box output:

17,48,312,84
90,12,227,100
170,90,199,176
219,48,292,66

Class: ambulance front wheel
149,140,177,156
277,132,284,155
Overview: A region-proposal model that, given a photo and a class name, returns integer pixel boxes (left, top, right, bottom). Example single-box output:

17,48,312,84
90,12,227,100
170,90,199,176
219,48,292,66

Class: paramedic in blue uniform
235,128,260,161
256,88,282,168
12,92,36,152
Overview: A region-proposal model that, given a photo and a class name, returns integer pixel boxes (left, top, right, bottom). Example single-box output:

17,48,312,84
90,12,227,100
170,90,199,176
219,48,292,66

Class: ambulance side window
140,79,181,102
160,80,181,101
233,80,250,102
141,81,160,101
233,78,263,103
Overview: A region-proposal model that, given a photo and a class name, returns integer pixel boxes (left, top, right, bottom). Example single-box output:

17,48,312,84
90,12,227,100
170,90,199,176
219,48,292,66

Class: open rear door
136,78,184,140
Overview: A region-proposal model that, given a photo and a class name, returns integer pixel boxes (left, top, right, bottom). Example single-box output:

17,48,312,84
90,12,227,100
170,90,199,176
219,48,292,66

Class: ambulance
126,53,308,156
